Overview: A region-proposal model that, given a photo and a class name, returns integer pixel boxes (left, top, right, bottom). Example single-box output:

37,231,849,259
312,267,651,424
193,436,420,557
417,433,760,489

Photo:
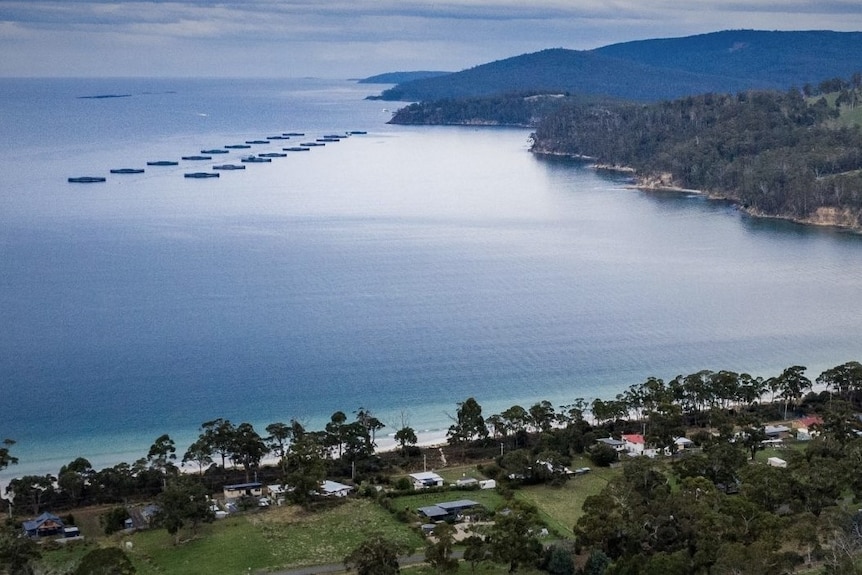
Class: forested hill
531,80,862,229
373,30,862,103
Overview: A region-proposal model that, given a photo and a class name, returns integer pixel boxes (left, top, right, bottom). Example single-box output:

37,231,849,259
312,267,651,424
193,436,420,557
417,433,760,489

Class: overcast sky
1,1,861,78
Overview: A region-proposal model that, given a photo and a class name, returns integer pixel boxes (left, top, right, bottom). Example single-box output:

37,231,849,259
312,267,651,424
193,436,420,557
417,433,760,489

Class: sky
0,1,861,78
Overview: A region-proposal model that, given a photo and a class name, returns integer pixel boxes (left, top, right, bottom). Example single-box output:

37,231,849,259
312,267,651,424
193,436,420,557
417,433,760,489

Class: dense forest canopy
531,76,862,227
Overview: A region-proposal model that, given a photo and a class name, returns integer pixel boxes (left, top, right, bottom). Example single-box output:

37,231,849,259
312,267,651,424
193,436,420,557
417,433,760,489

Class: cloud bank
1,1,860,77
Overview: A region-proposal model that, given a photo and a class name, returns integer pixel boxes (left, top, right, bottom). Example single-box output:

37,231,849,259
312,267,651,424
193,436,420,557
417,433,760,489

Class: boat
323,134,345,139
184,172,219,178
283,147,310,152
68,176,106,183
146,160,179,166
181,155,212,160
348,131,367,135
212,164,246,170
319,138,341,142
225,144,252,149
245,140,269,145
283,132,305,136
109,168,145,174
201,149,229,154
300,142,324,147
241,156,271,163
266,136,289,140
258,152,287,158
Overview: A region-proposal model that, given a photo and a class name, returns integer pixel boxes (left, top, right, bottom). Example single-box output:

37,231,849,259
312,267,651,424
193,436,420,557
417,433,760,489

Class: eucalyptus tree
147,434,178,476
354,407,384,449
447,397,488,453
769,365,812,419
394,425,418,454
229,422,267,482
182,438,213,476
57,457,95,506
528,400,556,433
324,411,348,458
817,361,862,405
156,475,213,545
265,421,293,474
198,418,236,469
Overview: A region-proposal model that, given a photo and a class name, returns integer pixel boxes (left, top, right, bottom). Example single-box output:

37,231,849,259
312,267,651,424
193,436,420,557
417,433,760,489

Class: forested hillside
373,30,862,103
531,77,862,229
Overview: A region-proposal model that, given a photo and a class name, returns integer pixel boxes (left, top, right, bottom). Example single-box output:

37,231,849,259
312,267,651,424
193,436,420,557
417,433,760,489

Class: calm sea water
2,78,862,483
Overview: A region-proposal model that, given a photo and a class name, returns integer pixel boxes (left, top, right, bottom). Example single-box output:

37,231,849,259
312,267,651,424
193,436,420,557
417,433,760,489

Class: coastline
535,150,862,234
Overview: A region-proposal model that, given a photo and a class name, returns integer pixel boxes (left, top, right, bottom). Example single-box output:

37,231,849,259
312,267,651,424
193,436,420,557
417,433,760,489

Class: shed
767,457,787,468
409,471,444,489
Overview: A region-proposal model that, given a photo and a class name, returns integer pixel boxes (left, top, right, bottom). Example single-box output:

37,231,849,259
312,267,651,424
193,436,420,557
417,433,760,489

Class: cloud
0,0,860,77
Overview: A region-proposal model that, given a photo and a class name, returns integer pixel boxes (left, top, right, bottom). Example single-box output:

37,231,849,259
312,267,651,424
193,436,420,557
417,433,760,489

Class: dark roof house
22,512,64,538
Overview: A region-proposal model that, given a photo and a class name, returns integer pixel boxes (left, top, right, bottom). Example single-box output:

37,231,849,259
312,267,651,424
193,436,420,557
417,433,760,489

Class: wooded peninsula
391,76,862,231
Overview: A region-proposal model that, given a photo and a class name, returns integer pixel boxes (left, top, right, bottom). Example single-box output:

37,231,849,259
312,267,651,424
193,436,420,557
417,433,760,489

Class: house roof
409,471,444,482
418,505,450,519
596,437,625,446
436,499,479,511
224,482,262,490
796,416,823,428
622,434,645,444
22,512,64,533
320,480,353,494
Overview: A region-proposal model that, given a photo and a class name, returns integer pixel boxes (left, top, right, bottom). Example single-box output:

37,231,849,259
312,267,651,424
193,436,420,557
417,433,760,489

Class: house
596,437,626,452
319,480,353,498
409,471,445,489
223,482,263,500
764,425,791,438
622,434,658,458
417,499,480,522
674,437,695,450
22,512,65,538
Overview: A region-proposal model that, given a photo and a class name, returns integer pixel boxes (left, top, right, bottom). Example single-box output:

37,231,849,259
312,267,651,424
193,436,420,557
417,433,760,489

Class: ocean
2,77,862,485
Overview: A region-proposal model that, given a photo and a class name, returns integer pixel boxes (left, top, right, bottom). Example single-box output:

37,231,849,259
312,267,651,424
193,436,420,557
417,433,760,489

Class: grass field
70,498,426,575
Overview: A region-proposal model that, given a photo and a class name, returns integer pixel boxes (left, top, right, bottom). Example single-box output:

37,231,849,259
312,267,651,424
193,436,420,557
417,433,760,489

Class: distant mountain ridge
374,30,862,102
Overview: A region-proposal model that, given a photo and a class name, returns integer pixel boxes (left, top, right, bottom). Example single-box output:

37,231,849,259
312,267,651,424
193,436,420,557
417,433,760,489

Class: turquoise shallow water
1,78,861,482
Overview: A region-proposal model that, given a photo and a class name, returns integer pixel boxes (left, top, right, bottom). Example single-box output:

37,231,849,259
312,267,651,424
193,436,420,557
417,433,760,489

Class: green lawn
105,498,424,575
516,465,618,536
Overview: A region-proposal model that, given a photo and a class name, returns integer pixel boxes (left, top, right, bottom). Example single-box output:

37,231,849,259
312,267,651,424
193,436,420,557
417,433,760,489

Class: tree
462,534,491,574
229,422,267,482
7,475,56,515
0,438,18,471
344,533,410,575
147,434,177,473
354,407,385,450
155,476,214,545
198,418,236,469
58,457,95,506
0,522,40,575
101,506,131,535
394,426,418,454
425,523,459,573
325,411,349,458
73,547,136,575
768,365,811,419
447,397,488,452
182,438,214,476
286,431,327,506
488,502,543,572
265,421,293,476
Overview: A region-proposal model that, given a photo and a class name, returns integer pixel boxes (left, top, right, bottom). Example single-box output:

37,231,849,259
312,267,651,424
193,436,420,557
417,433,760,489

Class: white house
409,471,445,489
622,434,658,458
319,480,353,498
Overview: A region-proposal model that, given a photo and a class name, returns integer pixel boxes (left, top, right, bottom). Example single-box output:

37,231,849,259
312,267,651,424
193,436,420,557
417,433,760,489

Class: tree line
530,75,862,228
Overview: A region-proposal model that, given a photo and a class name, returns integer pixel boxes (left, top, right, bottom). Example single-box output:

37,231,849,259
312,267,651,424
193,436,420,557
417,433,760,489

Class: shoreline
534,149,862,233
